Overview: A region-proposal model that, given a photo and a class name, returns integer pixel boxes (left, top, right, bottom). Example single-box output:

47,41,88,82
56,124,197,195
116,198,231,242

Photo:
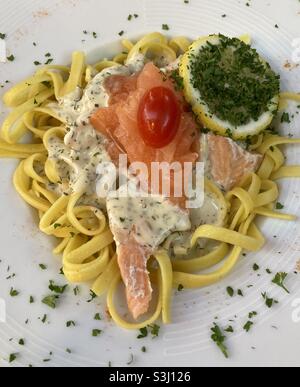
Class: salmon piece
106,189,191,319
91,62,199,169
104,73,138,105
204,133,262,191
113,232,152,320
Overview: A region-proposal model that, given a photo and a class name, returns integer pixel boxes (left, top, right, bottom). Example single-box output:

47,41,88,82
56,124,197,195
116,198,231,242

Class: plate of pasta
1,0,300,368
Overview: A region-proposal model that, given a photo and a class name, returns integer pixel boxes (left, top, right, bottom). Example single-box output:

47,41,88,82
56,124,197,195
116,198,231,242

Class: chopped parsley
137,324,160,339
0,33,6,39
7,55,15,62
225,128,233,138
243,321,254,332
137,327,148,339
210,324,229,358
53,223,61,229
281,112,291,123
94,313,101,321
44,58,53,65
87,290,97,302
224,326,234,333
272,272,290,294
39,264,47,270
10,287,19,297
149,324,160,338
237,289,244,297
118,30,124,36
34,61,41,66
177,284,184,291
170,69,184,91
92,329,102,337
262,292,279,308
42,295,59,309
73,286,80,296
66,320,76,327
48,280,68,294
141,346,147,353
188,34,280,127
162,24,170,31
253,263,260,271
248,311,257,319
29,296,34,304
9,353,18,363
226,286,234,297
275,202,284,210
18,339,25,346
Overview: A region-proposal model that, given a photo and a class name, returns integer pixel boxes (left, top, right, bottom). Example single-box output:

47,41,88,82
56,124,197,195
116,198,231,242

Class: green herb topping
211,323,229,358
226,286,234,297
48,280,68,294
42,295,59,309
188,34,280,127
272,272,290,294
92,329,102,337
262,292,279,308
243,321,254,332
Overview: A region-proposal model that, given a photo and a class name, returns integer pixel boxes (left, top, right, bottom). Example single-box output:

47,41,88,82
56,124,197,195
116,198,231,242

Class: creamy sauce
47,56,146,196
161,56,181,73
107,181,191,251
164,189,224,257
47,132,109,195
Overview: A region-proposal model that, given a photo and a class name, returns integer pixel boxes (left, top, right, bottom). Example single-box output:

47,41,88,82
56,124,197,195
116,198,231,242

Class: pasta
1,33,299,330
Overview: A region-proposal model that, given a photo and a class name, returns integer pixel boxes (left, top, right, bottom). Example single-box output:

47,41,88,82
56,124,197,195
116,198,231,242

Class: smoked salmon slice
111,232,152,320
91,62,199,169
203,133,263,191
106,189,191,320
104,73,139,105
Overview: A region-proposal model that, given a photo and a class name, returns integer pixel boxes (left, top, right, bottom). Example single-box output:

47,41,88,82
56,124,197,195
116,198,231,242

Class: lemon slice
180,34,280,140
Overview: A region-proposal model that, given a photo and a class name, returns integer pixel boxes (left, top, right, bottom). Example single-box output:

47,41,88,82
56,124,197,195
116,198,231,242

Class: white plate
1,0,300,367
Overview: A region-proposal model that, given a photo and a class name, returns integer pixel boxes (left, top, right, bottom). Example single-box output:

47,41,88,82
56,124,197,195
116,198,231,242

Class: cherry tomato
137,86,181,148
